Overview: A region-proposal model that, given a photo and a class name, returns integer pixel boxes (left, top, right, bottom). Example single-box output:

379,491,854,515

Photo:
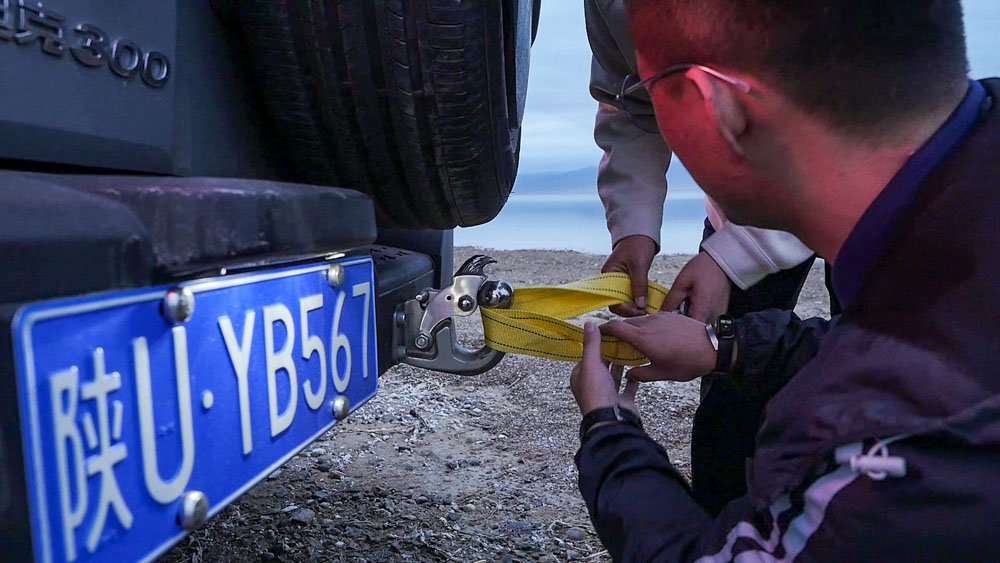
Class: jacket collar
832,80,989,309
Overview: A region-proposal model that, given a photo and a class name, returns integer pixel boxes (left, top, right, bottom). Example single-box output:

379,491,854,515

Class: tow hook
392,255,513,376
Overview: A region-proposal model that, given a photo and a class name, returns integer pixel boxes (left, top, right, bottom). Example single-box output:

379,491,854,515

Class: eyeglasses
616,64,752,134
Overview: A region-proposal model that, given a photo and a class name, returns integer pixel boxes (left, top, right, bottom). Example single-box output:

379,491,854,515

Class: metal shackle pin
477,280,514,309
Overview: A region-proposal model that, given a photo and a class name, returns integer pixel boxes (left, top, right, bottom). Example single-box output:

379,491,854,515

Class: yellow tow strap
480,273,669,365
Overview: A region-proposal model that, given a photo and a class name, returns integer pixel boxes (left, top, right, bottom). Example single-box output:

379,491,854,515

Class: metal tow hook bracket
392,255,513,376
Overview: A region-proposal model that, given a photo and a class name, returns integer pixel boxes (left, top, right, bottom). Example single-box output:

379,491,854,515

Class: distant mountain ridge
513,165,703,196
512,167,599,194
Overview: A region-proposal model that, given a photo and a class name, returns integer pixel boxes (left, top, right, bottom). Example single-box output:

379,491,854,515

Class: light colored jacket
585,0,814,289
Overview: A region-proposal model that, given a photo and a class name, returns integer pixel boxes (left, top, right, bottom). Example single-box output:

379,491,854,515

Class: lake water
456,190,708,255
456,0,1000,255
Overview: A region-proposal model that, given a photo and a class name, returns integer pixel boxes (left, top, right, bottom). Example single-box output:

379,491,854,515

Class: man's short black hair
628,0,969,137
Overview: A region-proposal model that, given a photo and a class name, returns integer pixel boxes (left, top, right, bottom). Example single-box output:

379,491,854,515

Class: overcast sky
516,2,597,174
518,1,1000,175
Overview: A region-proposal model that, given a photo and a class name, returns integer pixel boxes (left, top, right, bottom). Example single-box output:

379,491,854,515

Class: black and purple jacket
576,79,1000,562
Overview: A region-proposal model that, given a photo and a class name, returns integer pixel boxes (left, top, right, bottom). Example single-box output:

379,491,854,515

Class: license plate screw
326,264,345,287
332,395,351,420
178,490,209,531
162,287,195,324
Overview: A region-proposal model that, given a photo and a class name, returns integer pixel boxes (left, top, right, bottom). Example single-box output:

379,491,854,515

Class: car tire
235,0,533,229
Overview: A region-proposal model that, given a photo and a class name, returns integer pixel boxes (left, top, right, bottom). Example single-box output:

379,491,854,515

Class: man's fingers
623,365,661,383
569,363,582,392
609,303,646,317
662,283,690,312
582,321,605,366
599,320,638,342
611,364,624,390
601,256,624,274
630,271,649,311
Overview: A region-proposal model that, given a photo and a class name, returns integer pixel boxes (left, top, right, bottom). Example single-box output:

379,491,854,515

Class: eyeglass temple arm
621,64,751,97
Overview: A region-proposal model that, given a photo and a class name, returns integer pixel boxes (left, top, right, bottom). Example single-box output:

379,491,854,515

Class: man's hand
662,252,731,322
570,322,640,415
600,312,717,383
602,235,658,317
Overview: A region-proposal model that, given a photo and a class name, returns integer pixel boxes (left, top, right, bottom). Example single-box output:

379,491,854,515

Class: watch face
717,315,736,338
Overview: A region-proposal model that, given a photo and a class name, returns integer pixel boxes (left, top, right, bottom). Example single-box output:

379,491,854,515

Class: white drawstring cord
834,435,910,480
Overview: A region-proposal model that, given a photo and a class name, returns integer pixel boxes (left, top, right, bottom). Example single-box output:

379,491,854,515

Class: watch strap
713,314,736,374
579,405,644,443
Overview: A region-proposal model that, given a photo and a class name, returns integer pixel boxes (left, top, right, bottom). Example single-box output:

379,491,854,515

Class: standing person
586,0,834,515
572,0,999,560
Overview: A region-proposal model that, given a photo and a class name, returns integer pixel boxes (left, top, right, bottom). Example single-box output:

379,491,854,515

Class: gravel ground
162,248,830,563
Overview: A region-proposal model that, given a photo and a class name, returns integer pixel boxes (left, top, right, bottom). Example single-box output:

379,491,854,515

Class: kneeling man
570,1,999,561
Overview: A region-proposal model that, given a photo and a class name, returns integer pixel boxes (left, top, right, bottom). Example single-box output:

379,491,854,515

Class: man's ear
685,68,749,157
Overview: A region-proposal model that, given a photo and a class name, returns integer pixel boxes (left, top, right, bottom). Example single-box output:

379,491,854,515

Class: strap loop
480,273,669,365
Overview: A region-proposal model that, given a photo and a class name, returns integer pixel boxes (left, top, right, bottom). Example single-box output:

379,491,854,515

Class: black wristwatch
579,405,644,443
710,314,736,374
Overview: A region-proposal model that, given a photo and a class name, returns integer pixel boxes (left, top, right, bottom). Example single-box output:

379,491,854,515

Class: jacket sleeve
585,0,671,249
575,424,711,562
701,221,816,290
577,425,995,562
729,310,838,404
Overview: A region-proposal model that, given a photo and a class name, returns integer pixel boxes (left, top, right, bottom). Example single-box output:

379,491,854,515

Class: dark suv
0,2,536,561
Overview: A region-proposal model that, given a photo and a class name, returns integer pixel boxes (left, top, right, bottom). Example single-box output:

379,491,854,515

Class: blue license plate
13,257,378,563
